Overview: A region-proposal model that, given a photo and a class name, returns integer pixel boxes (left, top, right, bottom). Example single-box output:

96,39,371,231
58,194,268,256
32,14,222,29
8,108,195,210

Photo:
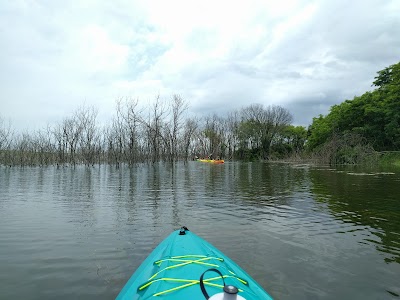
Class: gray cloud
0,0,399,131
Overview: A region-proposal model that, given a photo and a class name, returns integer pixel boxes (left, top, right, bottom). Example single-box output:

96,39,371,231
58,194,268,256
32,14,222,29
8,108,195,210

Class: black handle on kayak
200,268,225,299
179,226,189,235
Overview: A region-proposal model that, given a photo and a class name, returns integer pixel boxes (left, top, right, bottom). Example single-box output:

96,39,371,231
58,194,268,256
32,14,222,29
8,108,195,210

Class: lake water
0,162,399,299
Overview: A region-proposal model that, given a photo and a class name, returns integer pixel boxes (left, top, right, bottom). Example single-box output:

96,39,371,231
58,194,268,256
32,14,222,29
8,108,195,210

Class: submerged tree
239,104,293,159
77,106,100,166
163,95,189,162
1,98,296,165
195,114,225,158
0,116,13,164
181,117,198,160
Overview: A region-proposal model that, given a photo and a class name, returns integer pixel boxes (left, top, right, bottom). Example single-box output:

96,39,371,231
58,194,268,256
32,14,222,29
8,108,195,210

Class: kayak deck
116,228,273,300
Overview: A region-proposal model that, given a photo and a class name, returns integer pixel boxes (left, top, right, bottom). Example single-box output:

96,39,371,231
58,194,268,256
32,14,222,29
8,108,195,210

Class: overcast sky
1,0,399,131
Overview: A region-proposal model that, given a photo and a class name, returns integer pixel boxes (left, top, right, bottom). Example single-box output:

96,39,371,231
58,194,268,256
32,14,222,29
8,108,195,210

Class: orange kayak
197,159,224,164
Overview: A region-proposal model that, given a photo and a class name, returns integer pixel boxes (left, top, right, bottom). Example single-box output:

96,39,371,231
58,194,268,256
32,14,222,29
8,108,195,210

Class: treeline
307,61,400,164
2,62,398,167
0,95,305,167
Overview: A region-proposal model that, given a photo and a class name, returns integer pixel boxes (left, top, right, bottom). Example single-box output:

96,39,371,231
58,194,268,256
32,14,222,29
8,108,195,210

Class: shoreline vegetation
1,62,399,168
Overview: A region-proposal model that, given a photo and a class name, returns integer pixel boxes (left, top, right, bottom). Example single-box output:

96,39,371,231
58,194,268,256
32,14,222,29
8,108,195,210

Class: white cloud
72,25,129,74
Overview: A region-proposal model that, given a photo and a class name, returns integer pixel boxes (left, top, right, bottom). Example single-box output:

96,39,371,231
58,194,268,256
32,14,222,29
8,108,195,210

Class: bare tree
106,101,125,167
52,122,67,166
0,117,12,150
241,104,292,159
77,106,100,166
195,114,225,158
32,127,54,166
224,110,240,160
182,117,198,160
120,98,143,164
141,96,167,163
164,95,189,162
0,116,13,165
104,98,146,166
62,114,84,166
14,132,33,166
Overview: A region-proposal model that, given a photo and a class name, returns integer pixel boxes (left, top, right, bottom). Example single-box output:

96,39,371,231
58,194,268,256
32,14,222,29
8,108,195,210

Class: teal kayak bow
116,227,273,300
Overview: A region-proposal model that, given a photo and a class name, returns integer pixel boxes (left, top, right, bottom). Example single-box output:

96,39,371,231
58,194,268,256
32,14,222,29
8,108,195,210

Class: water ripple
0,163,399,299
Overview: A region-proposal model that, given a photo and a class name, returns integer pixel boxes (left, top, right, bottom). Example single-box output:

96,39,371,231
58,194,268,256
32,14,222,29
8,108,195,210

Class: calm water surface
0,162,399,299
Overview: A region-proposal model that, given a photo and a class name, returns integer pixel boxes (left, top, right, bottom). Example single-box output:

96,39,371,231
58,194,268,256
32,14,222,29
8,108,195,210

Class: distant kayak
116,227,273,300
197,159,225,164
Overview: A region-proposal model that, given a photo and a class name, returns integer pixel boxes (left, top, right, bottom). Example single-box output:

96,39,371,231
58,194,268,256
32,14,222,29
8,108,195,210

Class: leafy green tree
375,62,400,149
281,125,307,152
373,62,400,89
307,61,400,151
307,115,333,150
